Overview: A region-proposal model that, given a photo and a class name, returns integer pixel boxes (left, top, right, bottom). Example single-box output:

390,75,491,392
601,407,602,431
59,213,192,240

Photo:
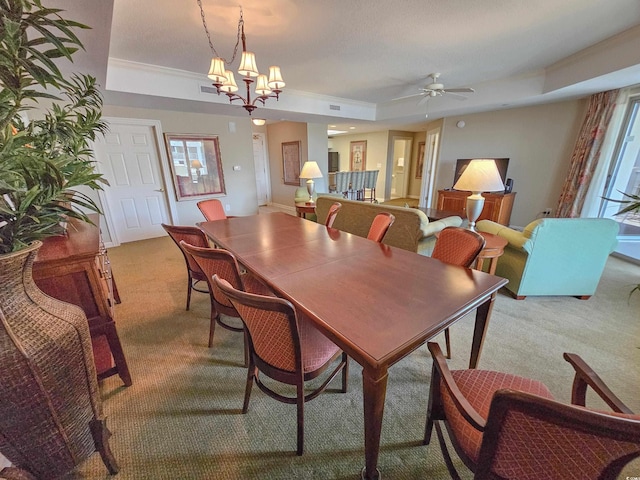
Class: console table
437,190,516,225
33,214,132,386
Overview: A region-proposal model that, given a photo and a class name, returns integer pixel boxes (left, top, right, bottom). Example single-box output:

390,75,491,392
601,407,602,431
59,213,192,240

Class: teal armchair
477,218,619,299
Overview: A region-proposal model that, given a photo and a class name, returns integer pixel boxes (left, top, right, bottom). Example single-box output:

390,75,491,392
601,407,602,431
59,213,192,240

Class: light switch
228,121,236,133
233,165,241,171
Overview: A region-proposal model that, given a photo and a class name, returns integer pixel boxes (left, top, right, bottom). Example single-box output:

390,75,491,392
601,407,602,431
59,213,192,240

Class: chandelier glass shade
201,4,285,115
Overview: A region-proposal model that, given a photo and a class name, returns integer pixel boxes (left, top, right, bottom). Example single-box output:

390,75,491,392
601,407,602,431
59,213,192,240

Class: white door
390,138,412,199
252,133,270,206
94,122,170,243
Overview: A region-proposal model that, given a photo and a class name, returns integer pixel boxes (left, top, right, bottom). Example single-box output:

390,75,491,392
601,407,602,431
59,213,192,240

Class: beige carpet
63,232,640,479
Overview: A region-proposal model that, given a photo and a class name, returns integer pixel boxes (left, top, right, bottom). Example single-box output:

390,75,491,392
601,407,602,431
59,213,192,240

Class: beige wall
435,99,586,226
102,105,258,227
328,131,389,201
265,121,308,207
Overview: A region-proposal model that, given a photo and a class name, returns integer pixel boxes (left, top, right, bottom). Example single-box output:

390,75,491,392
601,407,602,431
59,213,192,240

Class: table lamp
191,159,203,179
299,161,323,204
453,159,505,230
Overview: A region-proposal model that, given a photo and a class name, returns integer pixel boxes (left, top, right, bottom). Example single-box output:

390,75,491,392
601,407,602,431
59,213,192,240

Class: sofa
315,195,462,254
477,218,619,299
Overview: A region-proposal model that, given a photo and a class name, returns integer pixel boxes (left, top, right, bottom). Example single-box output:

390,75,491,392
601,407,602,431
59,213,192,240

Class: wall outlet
225,204,230,212
542,208,552,216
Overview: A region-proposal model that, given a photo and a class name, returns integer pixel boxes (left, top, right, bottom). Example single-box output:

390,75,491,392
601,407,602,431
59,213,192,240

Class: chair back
334,171,351,196
213,275,301,373
367,212,395,242
325,202,342,228
161,224,209,275
179,241,244,315
197,198,228,221
476,389,640,480
431,226,485,267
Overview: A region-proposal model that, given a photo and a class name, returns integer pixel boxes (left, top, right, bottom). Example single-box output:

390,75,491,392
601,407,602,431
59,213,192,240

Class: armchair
424,341,640,480
477,218,619,299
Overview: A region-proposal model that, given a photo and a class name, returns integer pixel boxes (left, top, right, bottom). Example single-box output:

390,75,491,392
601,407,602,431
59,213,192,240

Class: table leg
469,293,497,369
361,367,388,480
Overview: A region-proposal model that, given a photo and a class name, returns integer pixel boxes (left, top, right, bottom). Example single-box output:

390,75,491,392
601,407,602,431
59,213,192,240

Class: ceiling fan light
207,57,227,83
220,70,239,93
238,51,259,77
255,74,272,96
267,66,285,90
430,90,437,97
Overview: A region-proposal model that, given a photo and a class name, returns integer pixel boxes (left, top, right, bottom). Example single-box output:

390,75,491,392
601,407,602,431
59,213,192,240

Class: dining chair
212,274,349,455
431,227,485,359
324,202,342,228
424,341,640,480
197,198,228,221
180,241,273,360
161,224,209,310
367,212,395,243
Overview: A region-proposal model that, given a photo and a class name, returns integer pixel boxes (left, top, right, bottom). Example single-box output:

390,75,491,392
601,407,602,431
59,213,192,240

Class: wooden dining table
198,213,507,480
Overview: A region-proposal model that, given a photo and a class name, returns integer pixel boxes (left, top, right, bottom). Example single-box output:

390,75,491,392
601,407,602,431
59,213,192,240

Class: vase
0,242,117,479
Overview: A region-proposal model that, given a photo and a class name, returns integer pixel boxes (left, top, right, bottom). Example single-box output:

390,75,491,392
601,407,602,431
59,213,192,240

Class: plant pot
0,242,117,479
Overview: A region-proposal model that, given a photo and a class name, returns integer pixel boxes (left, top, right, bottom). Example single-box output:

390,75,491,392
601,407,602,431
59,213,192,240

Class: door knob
155,188,165,192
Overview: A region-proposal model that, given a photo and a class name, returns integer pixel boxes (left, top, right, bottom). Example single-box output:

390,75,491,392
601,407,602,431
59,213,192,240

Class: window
164,134,226,200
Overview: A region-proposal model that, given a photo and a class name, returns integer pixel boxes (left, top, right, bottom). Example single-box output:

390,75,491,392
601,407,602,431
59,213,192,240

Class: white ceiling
57,0,640,134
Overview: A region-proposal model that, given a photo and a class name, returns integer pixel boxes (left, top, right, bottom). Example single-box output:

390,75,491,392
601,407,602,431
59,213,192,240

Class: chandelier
198,1,285,115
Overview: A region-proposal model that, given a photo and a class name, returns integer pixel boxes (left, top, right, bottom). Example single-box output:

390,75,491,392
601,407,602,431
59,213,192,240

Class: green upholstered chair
476,218,619,299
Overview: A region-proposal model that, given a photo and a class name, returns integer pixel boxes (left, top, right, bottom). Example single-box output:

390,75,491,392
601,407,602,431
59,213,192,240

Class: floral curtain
556,89,619,218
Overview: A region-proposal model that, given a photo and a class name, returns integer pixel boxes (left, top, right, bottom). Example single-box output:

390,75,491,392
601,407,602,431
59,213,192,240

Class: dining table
198,212,507,480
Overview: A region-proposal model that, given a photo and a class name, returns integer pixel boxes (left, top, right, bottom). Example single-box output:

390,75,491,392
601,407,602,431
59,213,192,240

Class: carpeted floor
63,228,640,479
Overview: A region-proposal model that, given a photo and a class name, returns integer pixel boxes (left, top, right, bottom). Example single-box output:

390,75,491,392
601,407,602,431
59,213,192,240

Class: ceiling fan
394,73,475,102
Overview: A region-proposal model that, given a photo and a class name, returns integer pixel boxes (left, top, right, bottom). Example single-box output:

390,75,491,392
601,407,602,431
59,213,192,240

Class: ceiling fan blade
443,91,469,100
418,95,430,106
390,92,425,101
444,87,475,93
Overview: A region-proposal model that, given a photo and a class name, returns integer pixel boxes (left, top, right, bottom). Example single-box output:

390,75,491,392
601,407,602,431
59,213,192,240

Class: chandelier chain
197,0,243,66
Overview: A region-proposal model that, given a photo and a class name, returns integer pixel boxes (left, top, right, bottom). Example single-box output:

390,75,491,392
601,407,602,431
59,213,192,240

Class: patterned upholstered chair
424,342,640,480
324,202,342,228
212,275,349,455
431,227,485,359
161,224,209,310
197,198,228,221
367,212,395,243
180,242,273,363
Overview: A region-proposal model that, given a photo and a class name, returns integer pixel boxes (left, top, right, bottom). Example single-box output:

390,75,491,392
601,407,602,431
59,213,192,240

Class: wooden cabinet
33,214,132,386
437,190,516,225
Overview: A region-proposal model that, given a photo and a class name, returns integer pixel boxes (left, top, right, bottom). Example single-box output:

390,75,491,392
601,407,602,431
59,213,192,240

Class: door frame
96,117,177,247
419,127,441,208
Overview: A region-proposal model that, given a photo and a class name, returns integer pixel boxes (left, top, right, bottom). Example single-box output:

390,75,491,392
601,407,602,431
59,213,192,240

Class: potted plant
0,1,116,478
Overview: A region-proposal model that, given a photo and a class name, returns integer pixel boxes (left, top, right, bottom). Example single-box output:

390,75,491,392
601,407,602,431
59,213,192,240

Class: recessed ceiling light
349,126,356,130
329,125,337,128
327,129,347,135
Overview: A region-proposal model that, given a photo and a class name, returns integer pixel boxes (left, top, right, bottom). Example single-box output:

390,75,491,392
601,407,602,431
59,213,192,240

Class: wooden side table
475,231,508,275
295,202,316,219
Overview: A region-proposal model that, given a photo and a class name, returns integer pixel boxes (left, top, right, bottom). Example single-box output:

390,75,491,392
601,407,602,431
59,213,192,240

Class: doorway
599,96,640,262
390,137,413,200
93,118,174,245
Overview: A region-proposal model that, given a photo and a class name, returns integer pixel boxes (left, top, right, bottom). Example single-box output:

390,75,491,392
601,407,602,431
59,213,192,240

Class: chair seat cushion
298,315,341,373
442,369,554,463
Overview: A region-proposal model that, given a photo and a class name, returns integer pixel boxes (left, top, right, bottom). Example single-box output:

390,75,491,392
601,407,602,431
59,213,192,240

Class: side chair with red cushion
180,241,273,365
431,226,485,359
212,274,349,456
161,223,209,310
424,341,640,480
367,212,395,243
197,198,229,221
324,202,342,228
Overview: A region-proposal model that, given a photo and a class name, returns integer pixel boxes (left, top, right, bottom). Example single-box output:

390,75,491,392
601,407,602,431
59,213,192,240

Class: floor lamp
453,159,505,230
299,161,323,204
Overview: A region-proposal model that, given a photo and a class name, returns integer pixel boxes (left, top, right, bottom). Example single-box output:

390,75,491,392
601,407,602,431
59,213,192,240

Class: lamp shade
207,57,227,83
220,70,239,93
299,161,323,179
453,159,505,193
267,66,285,90
238,51,259,77
191,159,203,169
